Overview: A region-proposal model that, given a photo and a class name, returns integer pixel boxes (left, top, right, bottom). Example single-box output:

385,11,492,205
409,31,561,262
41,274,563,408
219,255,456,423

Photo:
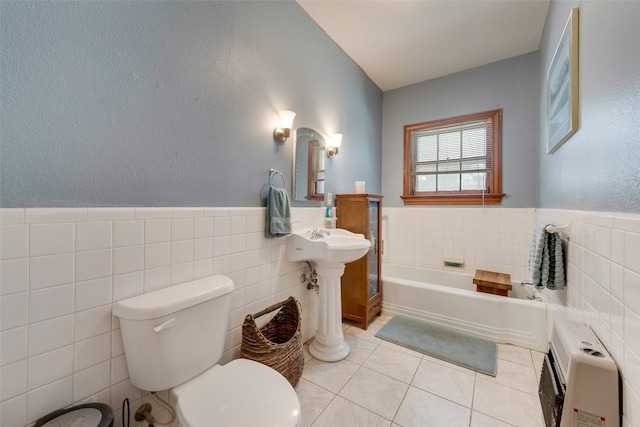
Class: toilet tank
113,275,234,392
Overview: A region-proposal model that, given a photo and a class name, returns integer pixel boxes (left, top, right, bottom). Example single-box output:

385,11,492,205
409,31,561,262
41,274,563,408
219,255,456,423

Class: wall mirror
293,127,325,201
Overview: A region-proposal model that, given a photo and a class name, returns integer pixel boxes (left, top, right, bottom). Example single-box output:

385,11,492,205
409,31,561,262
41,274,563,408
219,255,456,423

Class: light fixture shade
328,133,343,148
274,110,296,143
326,133,343,157
278,110,296,129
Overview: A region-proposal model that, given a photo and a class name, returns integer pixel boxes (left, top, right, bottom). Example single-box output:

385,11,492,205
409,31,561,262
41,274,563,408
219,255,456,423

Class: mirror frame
307,139,325,201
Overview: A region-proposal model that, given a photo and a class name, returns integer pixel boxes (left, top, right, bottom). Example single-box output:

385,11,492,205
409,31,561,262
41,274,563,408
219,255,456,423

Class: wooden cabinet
336,194,383,330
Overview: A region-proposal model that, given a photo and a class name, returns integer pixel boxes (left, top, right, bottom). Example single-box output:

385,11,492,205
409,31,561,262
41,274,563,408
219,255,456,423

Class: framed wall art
547,7,579,154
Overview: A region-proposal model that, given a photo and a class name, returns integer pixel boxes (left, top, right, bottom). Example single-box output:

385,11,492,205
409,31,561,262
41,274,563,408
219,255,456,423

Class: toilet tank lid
113,275,234,321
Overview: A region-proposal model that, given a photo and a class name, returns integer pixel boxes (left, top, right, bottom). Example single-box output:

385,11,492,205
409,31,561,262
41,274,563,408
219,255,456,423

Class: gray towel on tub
265,185,291,239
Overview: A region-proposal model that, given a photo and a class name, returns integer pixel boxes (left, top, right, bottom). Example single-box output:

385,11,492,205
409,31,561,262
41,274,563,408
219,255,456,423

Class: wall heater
539,320,620,427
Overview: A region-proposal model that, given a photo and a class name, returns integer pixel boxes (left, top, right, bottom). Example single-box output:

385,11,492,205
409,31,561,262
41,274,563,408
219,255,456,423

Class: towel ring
269,169,285,188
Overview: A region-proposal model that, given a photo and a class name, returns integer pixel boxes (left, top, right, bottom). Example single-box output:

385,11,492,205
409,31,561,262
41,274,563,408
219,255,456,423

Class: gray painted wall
381,52,540,208
5,1,638,213
0,1,382,208
538,1,640,213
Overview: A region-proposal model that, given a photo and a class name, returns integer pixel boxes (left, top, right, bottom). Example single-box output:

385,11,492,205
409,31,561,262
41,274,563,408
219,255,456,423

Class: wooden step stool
473,270,512,297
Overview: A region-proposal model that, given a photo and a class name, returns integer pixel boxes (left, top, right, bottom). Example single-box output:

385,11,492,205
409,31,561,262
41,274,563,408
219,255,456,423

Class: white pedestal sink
286,228,371,362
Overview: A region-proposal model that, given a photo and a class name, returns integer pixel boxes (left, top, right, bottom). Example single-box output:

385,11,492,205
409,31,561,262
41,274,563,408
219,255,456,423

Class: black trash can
35,403,114,427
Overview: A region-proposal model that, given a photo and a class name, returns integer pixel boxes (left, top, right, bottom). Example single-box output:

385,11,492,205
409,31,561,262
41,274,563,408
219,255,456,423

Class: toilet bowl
172,359,299,427
113,275,301,427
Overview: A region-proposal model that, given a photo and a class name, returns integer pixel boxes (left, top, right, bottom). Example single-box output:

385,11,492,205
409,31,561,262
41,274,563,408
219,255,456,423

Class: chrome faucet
310,228,330,239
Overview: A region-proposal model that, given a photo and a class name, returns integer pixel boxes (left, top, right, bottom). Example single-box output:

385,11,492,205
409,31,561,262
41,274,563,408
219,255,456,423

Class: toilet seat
174,358,300,427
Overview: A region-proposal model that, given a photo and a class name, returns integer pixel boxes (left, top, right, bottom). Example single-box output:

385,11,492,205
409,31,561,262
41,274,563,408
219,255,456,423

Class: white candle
355,181,365,194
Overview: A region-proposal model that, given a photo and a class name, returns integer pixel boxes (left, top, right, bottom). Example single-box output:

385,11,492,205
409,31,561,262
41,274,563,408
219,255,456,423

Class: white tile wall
382,207,640,427
1,225,29,260
30,253,74,290
76,249,112,282
0,207,323,427
76,221,111,251
1,259,29,295
113,220,144,248
382,207,537,280
29,223,74,257
3,205,638,426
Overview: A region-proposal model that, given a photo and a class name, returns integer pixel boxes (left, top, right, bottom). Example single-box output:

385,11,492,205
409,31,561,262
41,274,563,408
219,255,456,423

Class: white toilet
113,275,301,427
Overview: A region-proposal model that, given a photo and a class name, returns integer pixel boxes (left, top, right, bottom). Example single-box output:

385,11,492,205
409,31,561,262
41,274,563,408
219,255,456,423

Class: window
402,109,504,205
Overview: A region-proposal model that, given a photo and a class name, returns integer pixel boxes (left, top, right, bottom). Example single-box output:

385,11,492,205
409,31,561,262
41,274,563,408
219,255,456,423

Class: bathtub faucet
520,281,545,290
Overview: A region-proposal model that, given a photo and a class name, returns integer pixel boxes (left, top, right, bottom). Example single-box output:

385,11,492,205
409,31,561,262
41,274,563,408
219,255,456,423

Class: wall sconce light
273,110,296,143
326,133,342,157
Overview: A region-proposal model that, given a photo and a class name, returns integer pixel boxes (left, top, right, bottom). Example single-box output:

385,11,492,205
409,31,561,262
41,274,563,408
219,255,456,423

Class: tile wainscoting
2,206,639,426
0,207,324,427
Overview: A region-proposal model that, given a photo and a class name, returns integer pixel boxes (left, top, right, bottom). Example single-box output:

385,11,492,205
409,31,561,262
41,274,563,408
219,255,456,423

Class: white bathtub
381,264,548,352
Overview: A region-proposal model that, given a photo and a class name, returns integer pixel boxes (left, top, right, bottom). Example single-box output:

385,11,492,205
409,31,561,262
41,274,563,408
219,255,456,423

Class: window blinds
410,117,493,192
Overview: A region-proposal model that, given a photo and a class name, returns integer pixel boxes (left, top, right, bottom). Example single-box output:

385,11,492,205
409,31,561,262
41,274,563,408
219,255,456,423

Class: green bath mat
375,316,497,376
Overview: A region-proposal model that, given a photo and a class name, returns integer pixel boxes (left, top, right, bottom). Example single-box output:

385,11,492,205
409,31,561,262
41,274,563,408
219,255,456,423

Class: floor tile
498,343,534,367
363,345,421,383
470,411,513,427
311,396,391,427
421,353,478,375
295,378,335,427
373,313,394,326
411,358,475,408
344,334,378,365
531,350,545,371
339,366,408,420
302,356,359,393
485,358,539,395
531,350,545,384
394,386,471,427
378,339,425,359
303,344,313,364
344,322,384,344
342,319,359,331
473,377,544,427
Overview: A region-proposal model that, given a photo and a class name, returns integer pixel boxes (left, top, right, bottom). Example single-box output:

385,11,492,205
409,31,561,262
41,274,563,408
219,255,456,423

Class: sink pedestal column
309,261,349,362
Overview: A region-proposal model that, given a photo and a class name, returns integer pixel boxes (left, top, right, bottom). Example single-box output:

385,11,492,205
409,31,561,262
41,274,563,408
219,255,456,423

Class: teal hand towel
265,185,291,239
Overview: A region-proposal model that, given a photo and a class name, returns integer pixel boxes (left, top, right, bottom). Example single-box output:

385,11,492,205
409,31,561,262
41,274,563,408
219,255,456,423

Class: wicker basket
241,296,304,386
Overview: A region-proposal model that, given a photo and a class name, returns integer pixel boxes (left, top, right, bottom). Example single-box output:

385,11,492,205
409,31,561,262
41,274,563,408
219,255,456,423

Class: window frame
401,109,505,205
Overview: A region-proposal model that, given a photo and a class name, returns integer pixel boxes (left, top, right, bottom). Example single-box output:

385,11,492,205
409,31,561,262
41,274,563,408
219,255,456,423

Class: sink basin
285,228,371,264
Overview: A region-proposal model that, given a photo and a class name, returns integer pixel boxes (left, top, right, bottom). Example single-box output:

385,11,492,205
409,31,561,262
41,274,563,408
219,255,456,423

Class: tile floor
295,315,546,427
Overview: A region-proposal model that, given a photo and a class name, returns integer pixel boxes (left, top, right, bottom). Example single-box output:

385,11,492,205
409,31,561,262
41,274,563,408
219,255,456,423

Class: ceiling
296,0,551,91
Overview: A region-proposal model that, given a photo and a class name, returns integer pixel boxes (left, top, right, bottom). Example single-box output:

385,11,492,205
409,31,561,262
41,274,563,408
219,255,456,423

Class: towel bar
545,223,570,240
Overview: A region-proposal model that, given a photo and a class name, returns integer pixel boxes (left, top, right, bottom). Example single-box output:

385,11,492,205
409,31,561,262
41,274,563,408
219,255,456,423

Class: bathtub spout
521,281,545,290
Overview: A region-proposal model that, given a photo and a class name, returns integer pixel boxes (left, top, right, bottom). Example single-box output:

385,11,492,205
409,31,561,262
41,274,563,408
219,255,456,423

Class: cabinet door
368,200,379,299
